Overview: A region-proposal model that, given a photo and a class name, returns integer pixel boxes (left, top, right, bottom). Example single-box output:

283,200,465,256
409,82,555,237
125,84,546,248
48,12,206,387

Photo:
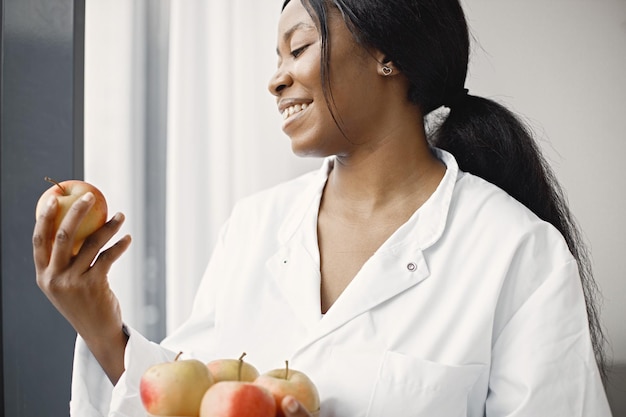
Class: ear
378,61,399,77
374,52,399,77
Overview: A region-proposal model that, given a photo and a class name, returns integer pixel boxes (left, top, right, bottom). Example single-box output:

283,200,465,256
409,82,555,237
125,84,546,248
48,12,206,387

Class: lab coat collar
387,148,459,252
276,148,459,252
276,156,334,245
268,149,461,337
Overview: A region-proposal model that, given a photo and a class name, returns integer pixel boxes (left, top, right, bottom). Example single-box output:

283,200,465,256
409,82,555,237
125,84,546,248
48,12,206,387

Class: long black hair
281,0,607,380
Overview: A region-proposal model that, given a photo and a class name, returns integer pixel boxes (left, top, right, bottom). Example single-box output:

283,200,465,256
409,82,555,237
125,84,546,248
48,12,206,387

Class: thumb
282,395,306,416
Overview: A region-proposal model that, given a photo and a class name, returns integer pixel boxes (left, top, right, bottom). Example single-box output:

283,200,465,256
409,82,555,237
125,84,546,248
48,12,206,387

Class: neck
324,129,445,218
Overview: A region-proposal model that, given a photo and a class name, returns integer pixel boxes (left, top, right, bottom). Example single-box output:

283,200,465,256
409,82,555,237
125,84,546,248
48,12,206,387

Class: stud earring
382,66,393,76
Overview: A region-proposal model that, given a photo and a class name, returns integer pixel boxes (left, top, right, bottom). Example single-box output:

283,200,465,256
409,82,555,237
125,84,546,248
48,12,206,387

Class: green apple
207,352,260,383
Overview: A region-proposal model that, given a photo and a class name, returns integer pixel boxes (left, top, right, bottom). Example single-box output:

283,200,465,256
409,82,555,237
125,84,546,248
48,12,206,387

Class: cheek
329,69,378,118
327,49,376,103
296,56,322,87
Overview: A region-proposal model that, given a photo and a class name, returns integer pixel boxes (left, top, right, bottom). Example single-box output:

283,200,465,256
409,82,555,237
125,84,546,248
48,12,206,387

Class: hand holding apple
281,395,319,417
254,361,320,417
35,177,108,254
33,177,131,384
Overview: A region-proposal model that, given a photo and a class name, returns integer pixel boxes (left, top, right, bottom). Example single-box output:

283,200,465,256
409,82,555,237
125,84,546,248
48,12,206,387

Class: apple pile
140,352,320,417
35,177,108,255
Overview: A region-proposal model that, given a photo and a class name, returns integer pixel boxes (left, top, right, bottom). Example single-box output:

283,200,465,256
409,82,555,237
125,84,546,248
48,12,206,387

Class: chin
289,137,337,159
292,148,334,160
292,147,322,158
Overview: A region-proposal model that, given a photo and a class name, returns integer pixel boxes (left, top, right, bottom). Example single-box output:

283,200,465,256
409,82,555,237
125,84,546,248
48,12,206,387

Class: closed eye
291,45,309,58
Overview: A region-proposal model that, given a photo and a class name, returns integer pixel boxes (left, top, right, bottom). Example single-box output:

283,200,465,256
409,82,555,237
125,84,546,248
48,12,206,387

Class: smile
282,103,309,120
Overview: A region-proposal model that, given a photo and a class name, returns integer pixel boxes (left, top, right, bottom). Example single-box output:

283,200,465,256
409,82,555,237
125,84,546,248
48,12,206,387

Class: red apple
140,353,214,417
207,352,260,383
35,177,108,254
254,361,320,417
199,381,276,417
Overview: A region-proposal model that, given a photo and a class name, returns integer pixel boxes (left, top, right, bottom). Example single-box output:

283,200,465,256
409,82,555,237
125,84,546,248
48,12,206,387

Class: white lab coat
70,149,612,417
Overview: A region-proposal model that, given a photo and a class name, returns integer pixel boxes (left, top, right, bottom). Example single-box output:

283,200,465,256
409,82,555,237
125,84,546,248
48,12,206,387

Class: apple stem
174,351,183,361
238,352,247,381
285,360,289,379
44,176,67,195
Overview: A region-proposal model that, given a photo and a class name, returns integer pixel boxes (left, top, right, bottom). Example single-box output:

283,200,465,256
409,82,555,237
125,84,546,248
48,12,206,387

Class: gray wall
1,0,84,415
462,1,626,412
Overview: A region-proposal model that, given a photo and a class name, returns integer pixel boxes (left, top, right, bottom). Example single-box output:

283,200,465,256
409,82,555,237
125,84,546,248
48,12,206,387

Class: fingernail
113,212,124,222
81,192,94,203
285,397,298,413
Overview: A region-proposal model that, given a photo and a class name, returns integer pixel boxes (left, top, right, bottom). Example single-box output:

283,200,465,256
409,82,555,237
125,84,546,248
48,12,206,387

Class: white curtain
165,0,321,333
85,0,320,338
85,0,147,332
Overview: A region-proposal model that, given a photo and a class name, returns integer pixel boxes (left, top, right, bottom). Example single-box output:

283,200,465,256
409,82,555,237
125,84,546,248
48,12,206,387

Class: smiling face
268,0,393,158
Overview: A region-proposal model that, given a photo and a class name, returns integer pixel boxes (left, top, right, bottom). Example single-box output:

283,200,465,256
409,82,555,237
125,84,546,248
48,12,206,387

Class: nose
268,66,292,97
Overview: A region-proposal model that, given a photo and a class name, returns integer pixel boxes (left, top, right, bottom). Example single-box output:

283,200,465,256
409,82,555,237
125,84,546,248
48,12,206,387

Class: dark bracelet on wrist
121,324,130,340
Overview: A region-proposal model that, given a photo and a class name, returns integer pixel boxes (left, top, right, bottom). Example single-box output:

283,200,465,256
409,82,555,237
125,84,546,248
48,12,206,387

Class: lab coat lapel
265,158,331,329
316,248,430,339
267,242,430,344
302,150,459,344
266,241,322,328
266,150,457,345
309,149,458,341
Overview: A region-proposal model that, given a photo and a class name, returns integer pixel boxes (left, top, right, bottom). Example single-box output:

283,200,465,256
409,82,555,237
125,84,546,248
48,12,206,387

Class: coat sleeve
486,258,612,416
70,327,177,417
69,218,232,417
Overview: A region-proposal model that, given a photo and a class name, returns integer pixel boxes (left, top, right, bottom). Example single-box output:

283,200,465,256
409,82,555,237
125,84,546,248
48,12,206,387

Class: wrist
83,324,129,385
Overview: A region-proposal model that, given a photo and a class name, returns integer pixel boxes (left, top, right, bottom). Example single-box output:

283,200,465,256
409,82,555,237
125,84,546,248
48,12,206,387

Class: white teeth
282,103,309,120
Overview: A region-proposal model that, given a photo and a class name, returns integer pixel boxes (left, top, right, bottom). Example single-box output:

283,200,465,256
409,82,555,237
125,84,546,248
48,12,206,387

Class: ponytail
431,95,608,381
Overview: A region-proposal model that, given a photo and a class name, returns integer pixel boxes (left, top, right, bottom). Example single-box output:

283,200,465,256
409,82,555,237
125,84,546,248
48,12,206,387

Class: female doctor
33,0,612,416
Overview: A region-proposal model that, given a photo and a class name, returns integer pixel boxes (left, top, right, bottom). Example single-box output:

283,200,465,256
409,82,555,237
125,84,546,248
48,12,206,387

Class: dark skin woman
34,0,609,415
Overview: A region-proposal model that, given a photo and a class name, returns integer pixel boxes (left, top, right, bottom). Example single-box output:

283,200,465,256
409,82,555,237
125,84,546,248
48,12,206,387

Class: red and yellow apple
199,381,275,417
207,352,260,383
254,361,320,417
140,353,214,417
35,177,108,254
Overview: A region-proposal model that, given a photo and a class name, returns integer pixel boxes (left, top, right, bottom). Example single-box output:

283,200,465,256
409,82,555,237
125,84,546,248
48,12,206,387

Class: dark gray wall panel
1,0,85,415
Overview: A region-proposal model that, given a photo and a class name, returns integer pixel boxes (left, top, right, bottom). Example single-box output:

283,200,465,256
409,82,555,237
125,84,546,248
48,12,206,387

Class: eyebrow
276,22,316,55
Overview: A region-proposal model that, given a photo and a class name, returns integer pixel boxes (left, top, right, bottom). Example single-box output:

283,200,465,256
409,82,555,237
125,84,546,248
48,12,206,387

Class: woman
33,0,611,415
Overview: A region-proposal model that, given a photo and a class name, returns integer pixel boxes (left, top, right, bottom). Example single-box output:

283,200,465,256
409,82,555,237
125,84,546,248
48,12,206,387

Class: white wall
462,0,626,363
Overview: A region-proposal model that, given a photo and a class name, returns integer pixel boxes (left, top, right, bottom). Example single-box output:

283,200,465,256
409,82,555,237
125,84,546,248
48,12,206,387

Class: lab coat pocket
366,351,484,417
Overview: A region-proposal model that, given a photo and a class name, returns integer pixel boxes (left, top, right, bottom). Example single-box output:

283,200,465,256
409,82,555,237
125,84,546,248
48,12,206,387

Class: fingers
73,212,128,271
49,192,96,266
90,233,132,277
282,396,313,417
33,196,58,271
